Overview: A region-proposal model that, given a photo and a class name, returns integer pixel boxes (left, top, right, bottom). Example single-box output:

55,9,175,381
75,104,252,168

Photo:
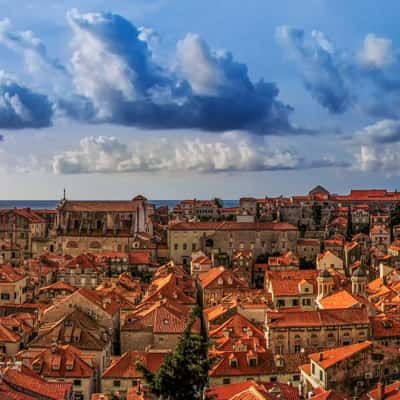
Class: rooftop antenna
62,188,66,201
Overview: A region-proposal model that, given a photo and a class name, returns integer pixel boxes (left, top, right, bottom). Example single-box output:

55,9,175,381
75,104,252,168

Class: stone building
300,341,400,397
18,344,96,400
0,265,28,304
208,349,308,387
101,350,168,396
120,298,198,353
198,267,249,307
57,253,107,289
266,270,318,310
53,195,153,256
41,288,120,354
0,208,48,261
168,221,298,266
265,307,370,354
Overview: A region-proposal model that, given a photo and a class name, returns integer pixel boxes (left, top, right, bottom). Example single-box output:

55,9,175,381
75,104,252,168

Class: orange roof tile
102,351,168,379
309,341,372,369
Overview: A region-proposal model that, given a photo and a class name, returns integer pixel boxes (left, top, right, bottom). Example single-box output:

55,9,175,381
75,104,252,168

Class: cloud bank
63,10,295,134
51,134,343,175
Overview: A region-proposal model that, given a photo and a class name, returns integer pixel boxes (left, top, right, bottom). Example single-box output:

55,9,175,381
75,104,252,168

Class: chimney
319,352,323,361
376,382,384,400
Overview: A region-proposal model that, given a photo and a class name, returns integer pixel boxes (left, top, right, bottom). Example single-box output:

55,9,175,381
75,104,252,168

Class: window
0,293,10,300
230,359,238,368
270,376,277,383
319,371,323,381
312,363,315,375
293,375,300,382
277,299,285,307
174,244,178,251
73,380,81,386
183,243,187,251
249,358,257,367
223,378,231,385
113,380,121,387
292,299,299,306
302,298,311,306
192,243,196,251
294,345,301,353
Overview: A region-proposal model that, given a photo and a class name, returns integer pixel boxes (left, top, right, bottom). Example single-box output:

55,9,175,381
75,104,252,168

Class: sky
1,0,400,200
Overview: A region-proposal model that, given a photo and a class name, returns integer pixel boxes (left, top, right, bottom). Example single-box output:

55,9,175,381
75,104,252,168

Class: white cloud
351,119,400,174
176,33,226,96
51,134,306,174
355,144,400,173
353,119,400,143
0,70,53,129
358,34,394,68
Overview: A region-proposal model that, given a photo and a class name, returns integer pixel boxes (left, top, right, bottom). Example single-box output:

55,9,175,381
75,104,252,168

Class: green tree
390,202,400,227
212,197,223,208
312,204,322,228
138,312,210,400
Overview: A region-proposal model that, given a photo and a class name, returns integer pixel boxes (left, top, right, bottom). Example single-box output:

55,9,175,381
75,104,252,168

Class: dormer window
163,319,169,325
227,278,233,285
248,357,257,367
217,278,223,285
229,358,238,368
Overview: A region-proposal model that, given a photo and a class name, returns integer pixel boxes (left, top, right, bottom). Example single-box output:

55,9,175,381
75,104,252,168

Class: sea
0,200,239,210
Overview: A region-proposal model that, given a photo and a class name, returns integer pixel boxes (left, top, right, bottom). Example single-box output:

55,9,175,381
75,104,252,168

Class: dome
132,195,147,201
319,269,332,278
353,266,366,277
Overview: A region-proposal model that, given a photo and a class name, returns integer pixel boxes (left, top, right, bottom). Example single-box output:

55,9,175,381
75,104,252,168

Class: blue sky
0,0,400,199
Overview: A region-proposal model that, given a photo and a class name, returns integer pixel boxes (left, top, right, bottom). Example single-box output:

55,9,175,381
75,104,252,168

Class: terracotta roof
209,350,307,377
204,302,238,325
332,189,400,201
2,364,71,399
208,380,299,400
123,298,199,334
60,253,104,272
21,344,95,378
309,341,372,369
267,270,318,297
1,208,46,223
317,250,341,263
39,281,77,294
370,316,400,339
310,388,349,400
142,271,196,305
61,199,144,212
267,308,369,328
102,350,168,379
192,256,212,265
169,221,298,231
209,314,266,351
368,381,400,400
78,288,120,316
30,309,111,351
370,225,390,234
319,290,371,310
128,251,152,265
199,267,249,290
0,265,26,283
